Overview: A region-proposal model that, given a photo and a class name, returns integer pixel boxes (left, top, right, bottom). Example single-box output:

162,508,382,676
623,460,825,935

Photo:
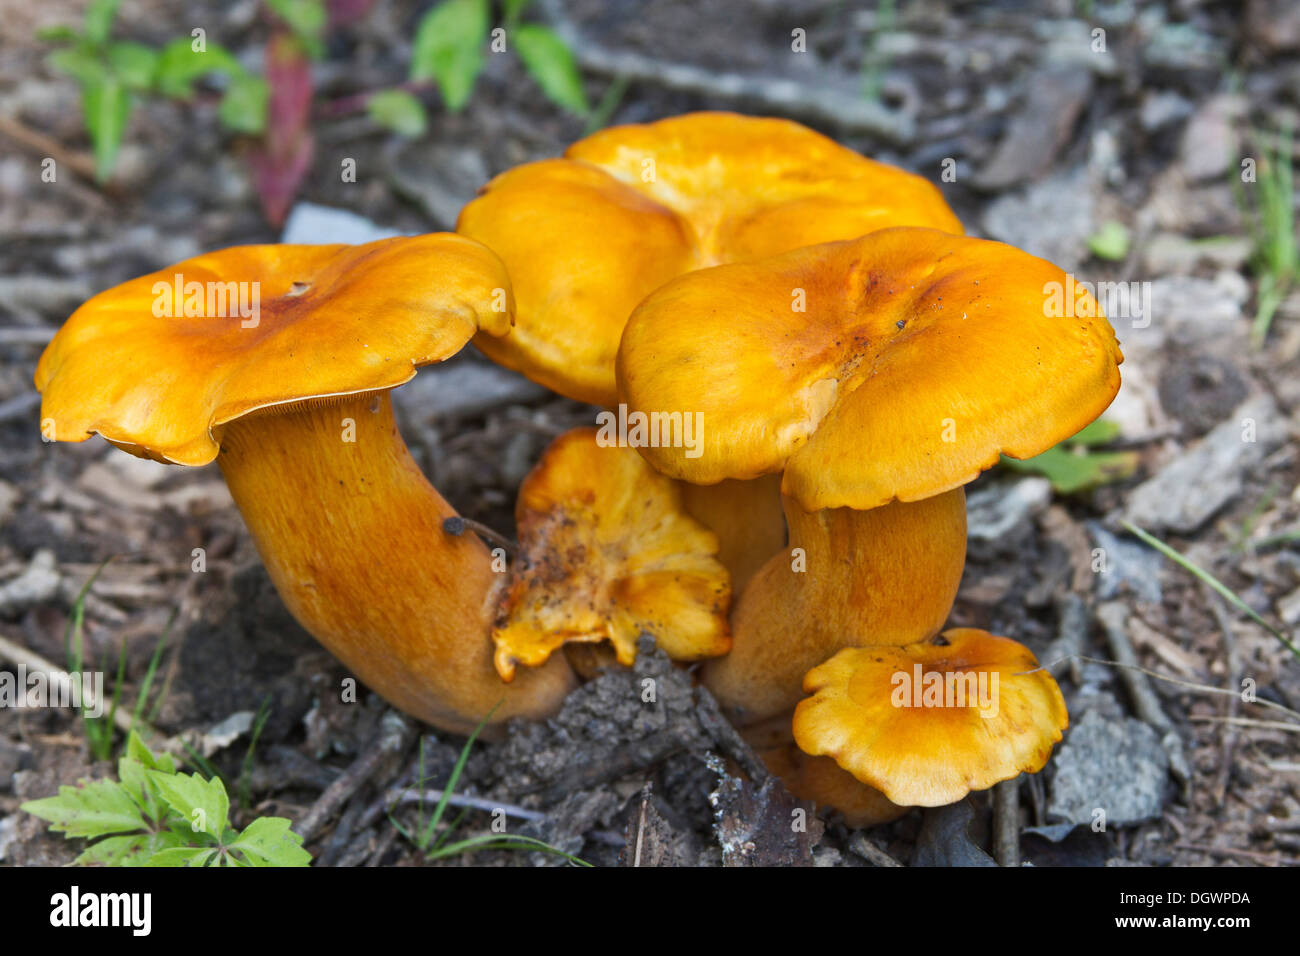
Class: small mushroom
491,427,731,678
792,629,1068,807
36,236,575,734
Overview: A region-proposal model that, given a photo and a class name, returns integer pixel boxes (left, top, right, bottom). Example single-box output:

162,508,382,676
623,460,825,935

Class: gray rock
966,477,1053,543
1124,394,1288,533
280,203,405,245
1178,95,1244,182
1087,521,1164,603
385,142,491,229
1139,91,1193,132
974,69,1093,191
392,358,549,422
1048,709,1169,826
982,168,1094,272
912,799,997,867
0,549,59,614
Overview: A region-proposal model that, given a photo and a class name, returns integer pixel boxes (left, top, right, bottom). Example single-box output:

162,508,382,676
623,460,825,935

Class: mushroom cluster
36,111,1122,830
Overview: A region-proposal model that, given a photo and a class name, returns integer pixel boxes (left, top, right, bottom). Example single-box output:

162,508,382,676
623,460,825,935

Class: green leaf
367,89,427,137
229,817,312,867
1066,419,1122,446
1087,221,1130,261
218,74,269,135
37,25,81,44
146,769,229,840
146,846,216,867
513,24,588,115
22,779,147,839
1001,444,1137,494
75,831,184,866
84,0,122,46
264,0,327,57
107,42,158,91
410,0,488,112
153,38,242,98
124,729,176,774
82,77,131,183
502,0,533,23
48,46,108,86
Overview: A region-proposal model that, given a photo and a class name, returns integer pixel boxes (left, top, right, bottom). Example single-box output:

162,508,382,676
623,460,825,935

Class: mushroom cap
457,111,961,406
35,235,512,466
491,427,731,680
618,227,1123,510
792,629,1068,807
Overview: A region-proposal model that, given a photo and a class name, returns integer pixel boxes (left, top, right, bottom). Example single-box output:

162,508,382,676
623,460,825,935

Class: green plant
21,731,312,866
401,0,588,128
41,0,254,182
1237,122,1297,348
1000,419,1138,494
390,710,590,865
1087,221,1131,261
859,0,897,103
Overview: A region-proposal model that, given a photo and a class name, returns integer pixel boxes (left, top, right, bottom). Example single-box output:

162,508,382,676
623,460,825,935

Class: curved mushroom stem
701,488,967,725
216,391,575,734
679,475,786,598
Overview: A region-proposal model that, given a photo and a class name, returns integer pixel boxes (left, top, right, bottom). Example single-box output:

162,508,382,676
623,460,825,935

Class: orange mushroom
35,236,575,734
458,111,962,409
458,112,963,593
490,427,731,678
793,629,1068,807
617,227,1121,724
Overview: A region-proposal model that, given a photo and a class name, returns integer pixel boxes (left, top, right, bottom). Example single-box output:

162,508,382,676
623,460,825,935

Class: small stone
1048,709,1170,826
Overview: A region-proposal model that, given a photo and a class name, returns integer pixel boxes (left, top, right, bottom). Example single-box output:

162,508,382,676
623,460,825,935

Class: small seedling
21,731,312,866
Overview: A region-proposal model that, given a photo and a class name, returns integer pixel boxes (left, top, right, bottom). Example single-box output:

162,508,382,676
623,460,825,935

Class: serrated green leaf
107,42,158,91
75,831,184,866
367,89,427,137
22,779,147,839
153,38,243,98
513,24,588,115
82,77,131,183
146,769,228,840
84,0,122,46
146,846,216,867
229,817,312,867
124,730,176,774
410,0,488,112
218,74,269,134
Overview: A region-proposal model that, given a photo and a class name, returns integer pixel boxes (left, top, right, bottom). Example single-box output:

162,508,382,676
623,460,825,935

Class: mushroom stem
701,488,967,725
679,475,786,598
216,391,575,734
